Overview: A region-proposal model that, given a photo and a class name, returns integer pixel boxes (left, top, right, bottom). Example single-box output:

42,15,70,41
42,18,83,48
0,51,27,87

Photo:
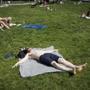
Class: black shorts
39,53,59,66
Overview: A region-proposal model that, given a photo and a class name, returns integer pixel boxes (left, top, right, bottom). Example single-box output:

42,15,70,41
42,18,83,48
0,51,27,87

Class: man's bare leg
57,58,87,72
51,61,76,75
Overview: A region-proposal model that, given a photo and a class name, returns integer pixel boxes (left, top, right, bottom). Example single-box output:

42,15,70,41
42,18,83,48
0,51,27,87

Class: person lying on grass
39,0,52,11
81,10,90,19
0,17,21,30
12,48,87,75
0,17,12,29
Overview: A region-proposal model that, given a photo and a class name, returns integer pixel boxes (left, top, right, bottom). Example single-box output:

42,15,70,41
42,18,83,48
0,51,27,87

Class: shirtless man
12,48,87,75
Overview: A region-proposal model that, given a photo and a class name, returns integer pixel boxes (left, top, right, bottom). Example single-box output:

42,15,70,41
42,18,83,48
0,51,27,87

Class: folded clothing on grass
22,24,47,29
4,52,14,60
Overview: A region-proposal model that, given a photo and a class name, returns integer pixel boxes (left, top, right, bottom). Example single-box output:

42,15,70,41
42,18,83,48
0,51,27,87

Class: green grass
0,2,90,90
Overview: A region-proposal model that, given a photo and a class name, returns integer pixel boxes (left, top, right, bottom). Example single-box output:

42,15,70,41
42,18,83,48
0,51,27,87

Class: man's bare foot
69,68,76,76
77,63,87,72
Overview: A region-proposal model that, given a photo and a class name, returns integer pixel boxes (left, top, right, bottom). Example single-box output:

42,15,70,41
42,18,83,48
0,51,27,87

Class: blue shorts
39,53,59,66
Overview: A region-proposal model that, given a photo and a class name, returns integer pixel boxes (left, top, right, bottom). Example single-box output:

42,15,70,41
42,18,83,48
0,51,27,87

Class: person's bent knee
0,21,6,25
51,61,57,66
0,21,3,23
58,58,65,63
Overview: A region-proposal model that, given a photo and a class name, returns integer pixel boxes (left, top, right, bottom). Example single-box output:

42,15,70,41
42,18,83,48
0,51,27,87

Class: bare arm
12,53,30,68
42,49,58,53
0,21,10,29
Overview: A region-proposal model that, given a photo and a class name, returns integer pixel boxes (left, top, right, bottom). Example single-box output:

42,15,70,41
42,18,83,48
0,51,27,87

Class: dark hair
86,10,90,16
17,48,28,59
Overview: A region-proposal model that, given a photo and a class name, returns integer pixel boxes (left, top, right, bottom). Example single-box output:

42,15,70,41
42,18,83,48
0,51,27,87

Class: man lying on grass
12,47,87,75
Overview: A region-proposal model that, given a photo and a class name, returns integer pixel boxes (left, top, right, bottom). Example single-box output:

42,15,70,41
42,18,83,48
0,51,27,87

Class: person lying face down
12,48,87,75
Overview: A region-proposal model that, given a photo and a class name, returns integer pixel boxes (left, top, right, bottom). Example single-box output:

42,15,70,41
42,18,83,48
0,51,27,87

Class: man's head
17,48,28,59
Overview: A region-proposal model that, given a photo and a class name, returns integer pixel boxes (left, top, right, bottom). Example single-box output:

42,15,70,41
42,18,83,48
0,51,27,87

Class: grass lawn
0,1,90,90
